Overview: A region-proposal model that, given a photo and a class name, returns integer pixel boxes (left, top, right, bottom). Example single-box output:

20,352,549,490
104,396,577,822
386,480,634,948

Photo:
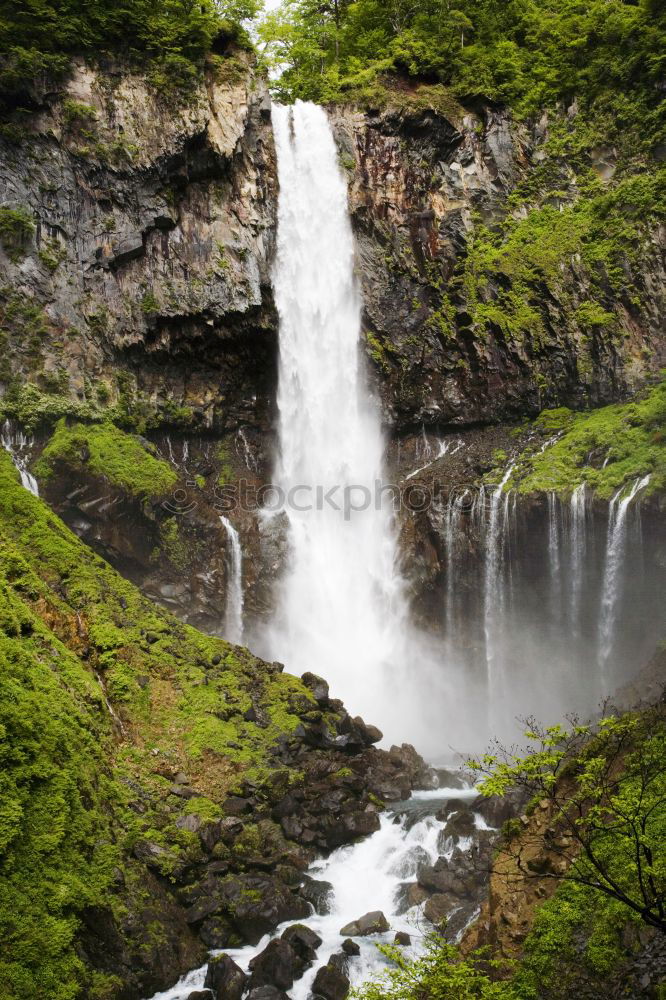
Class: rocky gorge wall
0,48,278,437
1,62,664,679
330,94,666,431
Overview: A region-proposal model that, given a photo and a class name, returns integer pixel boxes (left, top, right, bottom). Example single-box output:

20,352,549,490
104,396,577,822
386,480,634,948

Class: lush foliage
0,447,325,997
0,0,259,99
35,419,178,498
509,378,666,498
260,0,665,126
352,938,518,1000
472,711,666,932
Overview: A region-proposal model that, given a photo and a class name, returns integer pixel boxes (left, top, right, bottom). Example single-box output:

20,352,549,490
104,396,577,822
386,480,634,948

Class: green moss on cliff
510,379,666,498
0,448,321,997
34,420,178,498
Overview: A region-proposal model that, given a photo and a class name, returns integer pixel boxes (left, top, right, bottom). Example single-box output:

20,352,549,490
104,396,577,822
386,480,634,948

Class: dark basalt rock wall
330,102,666,432
0,51,278,435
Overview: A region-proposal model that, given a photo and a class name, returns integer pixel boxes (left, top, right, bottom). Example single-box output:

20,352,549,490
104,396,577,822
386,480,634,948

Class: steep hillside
0,449,431,999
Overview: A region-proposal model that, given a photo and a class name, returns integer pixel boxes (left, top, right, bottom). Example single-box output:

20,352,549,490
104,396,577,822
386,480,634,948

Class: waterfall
568,483,586,635
483,465,514,726
1,420,39,495
268,101,408,738
598,475,651,691
547,491,561,620
219,516,244,645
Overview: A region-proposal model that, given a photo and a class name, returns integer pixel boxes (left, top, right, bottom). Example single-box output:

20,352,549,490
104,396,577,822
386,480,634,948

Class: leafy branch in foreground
470,709,666,933
352,938,518,1000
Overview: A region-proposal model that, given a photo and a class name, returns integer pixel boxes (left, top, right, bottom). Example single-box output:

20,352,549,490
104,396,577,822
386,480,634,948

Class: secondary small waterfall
568,483,586,635
547,491,561,622
598,475,651,691
219,516,244,645
1,420,39,495
268,101,410,739
483,465,514,728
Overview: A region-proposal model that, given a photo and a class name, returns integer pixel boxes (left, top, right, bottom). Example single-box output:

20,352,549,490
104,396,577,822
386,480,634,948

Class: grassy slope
0,446,320,999
504,378,666,498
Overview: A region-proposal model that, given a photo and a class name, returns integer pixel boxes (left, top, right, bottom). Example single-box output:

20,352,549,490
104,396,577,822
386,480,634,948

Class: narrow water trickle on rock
219,515,244,645
598,475,651,692
1,420,39,496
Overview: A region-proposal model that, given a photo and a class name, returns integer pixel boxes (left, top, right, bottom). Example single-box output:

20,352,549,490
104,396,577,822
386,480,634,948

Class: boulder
221,874,310,944
246,988,292,1000
326,811,380,848
281,923,322,966
311,961,350,1000
328,952,350,975
418,865,465,897
352,716,383,744
203,954,247,1000
472,788,525,828
199,914,234,949
301,672,329,705
443,808,476,840
423,893,456,926
249,939,298,990
341,938,360,956
394,931,411,946
297,875,334,914
435,798,470,822
339,910,389,937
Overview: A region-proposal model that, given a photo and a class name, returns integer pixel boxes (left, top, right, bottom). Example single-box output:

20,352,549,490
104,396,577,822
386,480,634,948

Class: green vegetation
353,939,518,999
260,0,665,140
431,165,665,359
358,705,666,1000
473,711,666,934
509,379,666,498
34,420,178,497
0,0,259,103
0,207,34,260
0,441,326,997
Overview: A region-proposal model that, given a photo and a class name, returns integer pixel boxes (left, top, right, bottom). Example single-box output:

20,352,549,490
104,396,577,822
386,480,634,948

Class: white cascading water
1,419,39,495
267,101,412,742
568,483,586,636
145,784,484,1000
547,491,561,608
219,515,244,645
598,475,651,690
483,465,514,730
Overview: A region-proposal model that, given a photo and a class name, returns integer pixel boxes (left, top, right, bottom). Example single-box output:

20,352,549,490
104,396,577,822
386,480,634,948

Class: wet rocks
203,953,247,1000
281,923,322,966
311,959,350,1000
301,672,330,705
246,988,292,1000
297,875,334,914
394,931,411,945
249,939,299,991
326,810,381,846
339,910,390,937
341,938,360,956
424,893,456,926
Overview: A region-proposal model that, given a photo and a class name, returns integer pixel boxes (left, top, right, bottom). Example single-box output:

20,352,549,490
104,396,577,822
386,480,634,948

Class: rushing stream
146,783,483,1000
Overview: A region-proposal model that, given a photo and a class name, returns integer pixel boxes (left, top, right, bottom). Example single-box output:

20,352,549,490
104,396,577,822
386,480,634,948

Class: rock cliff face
2,67,664,669
330,98,665,431
0,49,278,434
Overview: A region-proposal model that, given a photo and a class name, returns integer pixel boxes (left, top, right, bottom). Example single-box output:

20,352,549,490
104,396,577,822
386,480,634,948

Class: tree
470,709,666,933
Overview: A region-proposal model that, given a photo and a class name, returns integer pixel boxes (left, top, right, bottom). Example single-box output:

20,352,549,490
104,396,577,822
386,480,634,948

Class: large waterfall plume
267,102,446,749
